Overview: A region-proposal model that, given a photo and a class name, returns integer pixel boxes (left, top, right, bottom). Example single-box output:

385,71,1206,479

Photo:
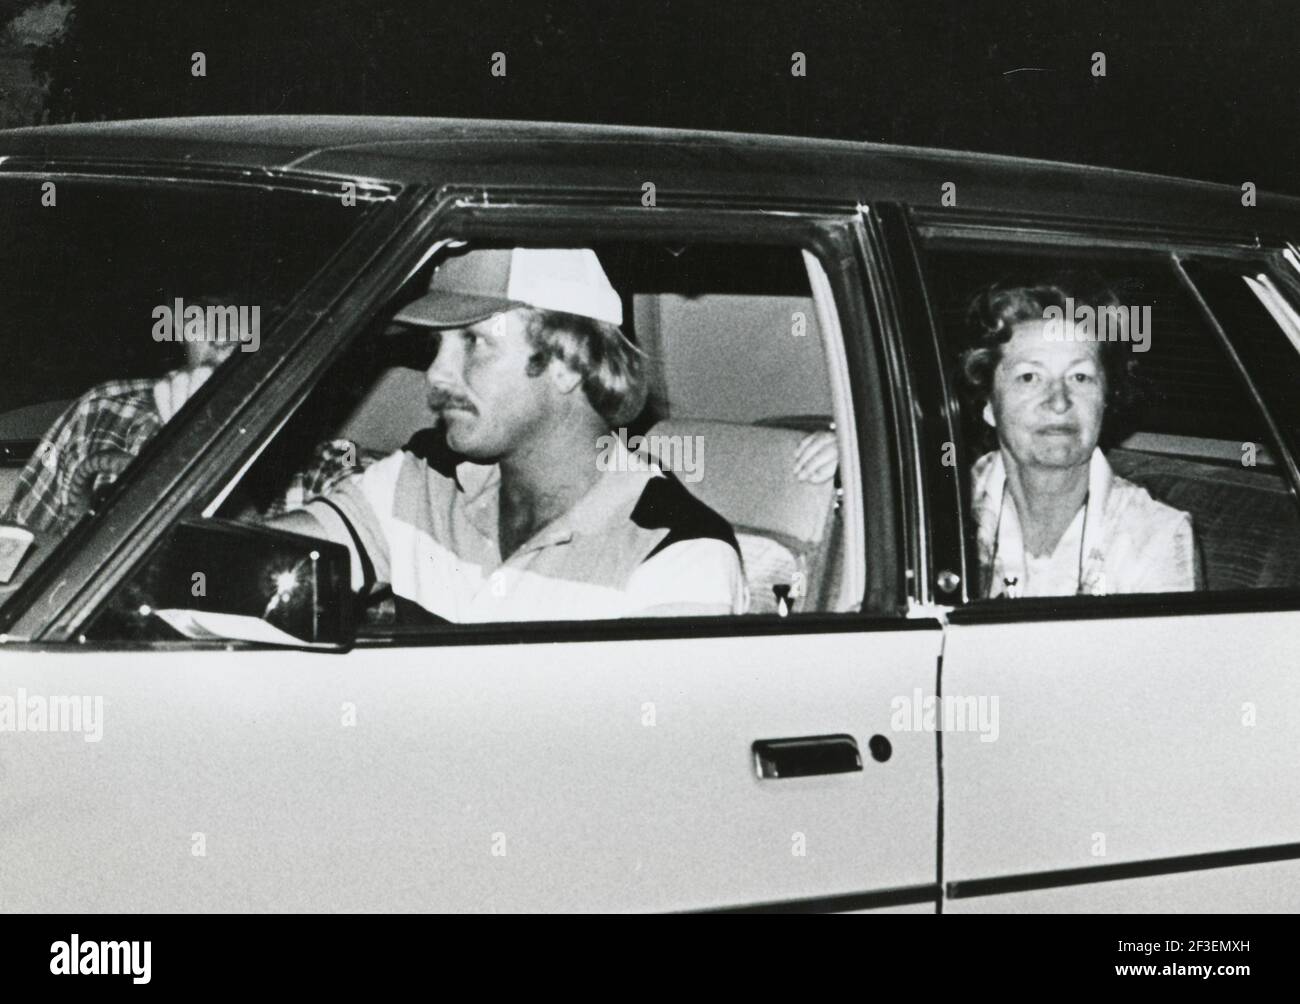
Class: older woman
961,273,1196,598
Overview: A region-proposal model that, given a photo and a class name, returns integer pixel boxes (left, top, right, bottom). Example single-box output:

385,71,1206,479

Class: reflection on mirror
88,518,354,646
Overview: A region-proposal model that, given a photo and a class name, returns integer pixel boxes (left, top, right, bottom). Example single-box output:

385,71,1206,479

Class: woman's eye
1071,372,1096,383
1016,372,1038,383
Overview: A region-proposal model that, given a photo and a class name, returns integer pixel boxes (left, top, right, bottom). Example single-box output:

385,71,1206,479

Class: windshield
0,173,383,609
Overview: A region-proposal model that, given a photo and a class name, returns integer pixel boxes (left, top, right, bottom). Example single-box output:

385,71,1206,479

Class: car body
1,116,1300,912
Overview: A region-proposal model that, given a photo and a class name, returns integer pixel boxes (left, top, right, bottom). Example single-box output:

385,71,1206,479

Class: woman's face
984,319,1107,473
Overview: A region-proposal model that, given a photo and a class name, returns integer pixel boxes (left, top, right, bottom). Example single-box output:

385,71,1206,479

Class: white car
1,117,1299,913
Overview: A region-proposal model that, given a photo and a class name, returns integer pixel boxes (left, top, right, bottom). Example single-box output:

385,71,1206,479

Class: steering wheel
65,447,136,520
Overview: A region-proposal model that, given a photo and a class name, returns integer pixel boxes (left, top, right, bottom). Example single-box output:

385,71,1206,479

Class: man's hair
168,289,250,368
521,307,648,427
959,270,1140,425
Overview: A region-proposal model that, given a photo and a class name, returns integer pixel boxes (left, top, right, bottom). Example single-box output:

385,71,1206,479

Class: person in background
4,294,364,535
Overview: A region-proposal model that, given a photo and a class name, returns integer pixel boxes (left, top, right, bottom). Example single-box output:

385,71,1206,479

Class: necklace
989,484,1091,598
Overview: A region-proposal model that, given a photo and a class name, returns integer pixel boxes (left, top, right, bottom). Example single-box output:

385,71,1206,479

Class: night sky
18,0,1300,194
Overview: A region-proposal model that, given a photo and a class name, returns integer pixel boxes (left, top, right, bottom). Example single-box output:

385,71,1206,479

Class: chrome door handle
752,734,862,779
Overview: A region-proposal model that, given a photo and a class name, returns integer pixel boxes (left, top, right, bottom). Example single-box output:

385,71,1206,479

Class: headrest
335,366,431,455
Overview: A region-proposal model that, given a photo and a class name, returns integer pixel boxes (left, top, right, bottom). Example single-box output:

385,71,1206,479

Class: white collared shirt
972,448,1197,598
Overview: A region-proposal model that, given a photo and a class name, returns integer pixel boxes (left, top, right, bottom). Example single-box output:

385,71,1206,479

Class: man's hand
152,366,214,423
793,430,839,484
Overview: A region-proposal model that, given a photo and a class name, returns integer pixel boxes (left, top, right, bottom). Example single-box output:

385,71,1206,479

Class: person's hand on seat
793,429,839,484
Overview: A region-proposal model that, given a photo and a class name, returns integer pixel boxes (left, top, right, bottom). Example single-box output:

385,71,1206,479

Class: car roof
1,115,1296,236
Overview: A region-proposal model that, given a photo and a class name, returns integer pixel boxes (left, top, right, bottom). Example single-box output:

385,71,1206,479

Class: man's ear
982,400,996,428
548,359,583,396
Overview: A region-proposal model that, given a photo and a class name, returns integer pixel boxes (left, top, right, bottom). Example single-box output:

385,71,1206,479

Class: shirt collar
452,437,659,555
1079,447,1114,591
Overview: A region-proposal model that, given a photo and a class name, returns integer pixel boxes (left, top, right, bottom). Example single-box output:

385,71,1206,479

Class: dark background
3,0,1298,192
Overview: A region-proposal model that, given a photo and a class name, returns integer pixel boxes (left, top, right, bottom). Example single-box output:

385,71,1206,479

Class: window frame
25,189,933,649
907,215,1300,623
295,199,907,647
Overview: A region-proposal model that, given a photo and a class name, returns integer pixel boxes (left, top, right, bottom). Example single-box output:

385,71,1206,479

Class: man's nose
425,335,463,387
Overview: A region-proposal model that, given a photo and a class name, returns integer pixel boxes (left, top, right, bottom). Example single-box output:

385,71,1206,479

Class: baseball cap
395,247,623,328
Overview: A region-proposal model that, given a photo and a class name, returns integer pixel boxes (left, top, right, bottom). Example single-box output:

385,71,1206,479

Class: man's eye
1071,372,1096,383
1016,372,1038,383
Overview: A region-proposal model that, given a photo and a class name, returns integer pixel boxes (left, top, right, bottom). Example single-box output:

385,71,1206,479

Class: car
1,116,1299,913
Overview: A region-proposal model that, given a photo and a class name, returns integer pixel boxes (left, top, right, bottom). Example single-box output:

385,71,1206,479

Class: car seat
636,419,839,614
1108,448,1300,590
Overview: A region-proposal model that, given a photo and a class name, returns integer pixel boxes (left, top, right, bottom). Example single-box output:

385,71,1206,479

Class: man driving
272,246,749,622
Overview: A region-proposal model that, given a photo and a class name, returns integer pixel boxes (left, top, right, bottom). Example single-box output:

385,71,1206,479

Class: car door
908,216,1300,913
0,186,942,912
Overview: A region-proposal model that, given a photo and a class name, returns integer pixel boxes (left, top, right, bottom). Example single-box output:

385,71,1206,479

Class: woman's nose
1044,378,1072,412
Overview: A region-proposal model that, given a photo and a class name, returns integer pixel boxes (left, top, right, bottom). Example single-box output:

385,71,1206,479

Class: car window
1182,256,1300,446
0,175,380,609
89,232,888,643
920,243,1300,600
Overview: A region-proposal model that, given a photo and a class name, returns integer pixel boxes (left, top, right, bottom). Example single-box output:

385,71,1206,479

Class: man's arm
6,384,161,534
268,507,329,539
267,505,370,595
265,448,408,596
624,537,749,617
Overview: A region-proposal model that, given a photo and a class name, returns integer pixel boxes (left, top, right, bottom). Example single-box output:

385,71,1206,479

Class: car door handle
752,734,862,779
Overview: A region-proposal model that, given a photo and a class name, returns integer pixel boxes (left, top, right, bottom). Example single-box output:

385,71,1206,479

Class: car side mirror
91,517,356,647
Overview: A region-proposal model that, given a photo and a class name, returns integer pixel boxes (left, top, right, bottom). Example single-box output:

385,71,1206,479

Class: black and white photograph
0,0,1293,979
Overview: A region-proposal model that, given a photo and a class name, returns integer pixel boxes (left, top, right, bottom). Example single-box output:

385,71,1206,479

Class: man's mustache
427,389,476,413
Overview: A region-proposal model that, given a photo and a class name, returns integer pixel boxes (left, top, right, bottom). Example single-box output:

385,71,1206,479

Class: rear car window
921,243,1300,598
0,174,380,607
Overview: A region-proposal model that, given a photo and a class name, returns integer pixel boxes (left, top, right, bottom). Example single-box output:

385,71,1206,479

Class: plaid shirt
6,379,162,535
5,377,370,534
261,439,378,519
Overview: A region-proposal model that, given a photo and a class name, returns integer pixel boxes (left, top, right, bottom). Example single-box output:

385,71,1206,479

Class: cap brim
393,291,523,329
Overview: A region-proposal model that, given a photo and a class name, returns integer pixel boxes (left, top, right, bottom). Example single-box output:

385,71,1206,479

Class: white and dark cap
395,247,623,329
